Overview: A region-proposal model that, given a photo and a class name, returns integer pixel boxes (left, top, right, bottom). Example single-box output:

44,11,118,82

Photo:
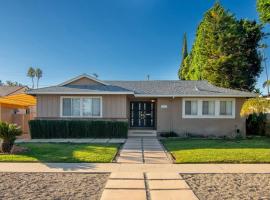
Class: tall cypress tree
181,2,264,91
178,33,188,79
257,0,270,24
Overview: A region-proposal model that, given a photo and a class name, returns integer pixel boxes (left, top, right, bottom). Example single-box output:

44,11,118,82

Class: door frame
129,100,157,130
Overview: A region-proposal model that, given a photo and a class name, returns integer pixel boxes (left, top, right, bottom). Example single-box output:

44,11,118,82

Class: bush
29,120,128,139
0,121,22,153
160,131,178,138
246,113,267,136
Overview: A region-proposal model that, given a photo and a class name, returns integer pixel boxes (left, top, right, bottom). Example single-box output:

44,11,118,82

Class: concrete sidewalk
0,163,270,173
117,137,171,164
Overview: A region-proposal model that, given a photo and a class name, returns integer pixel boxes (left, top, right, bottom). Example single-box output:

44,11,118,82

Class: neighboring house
28,74,256,137
0,86,28,122
0,86,36,136
0,86,28,97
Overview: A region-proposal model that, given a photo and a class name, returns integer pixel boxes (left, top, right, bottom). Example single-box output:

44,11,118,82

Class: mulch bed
182,173,270,200
0,172,109,200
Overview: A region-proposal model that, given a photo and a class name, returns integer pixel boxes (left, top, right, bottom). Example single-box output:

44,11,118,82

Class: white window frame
182,98,235,119
60,96,102,118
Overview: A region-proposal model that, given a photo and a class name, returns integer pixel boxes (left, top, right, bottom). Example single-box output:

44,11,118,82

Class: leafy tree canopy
257,0,270,24
181,2,264,91
240,98,270,117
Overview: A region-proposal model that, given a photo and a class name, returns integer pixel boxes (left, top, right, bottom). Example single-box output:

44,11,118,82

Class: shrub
0,121,22,153
246,113,267,136
160,131,178,138
29,120,128,139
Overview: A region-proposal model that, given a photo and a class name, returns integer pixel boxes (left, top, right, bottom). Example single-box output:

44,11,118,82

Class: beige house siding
157,97,246,137
65,77,104,86
36,93,247,136
37,95,60,118
102,95,127,118
36,94,127,119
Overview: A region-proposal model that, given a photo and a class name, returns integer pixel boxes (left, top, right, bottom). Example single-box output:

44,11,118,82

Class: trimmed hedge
29,120,128,139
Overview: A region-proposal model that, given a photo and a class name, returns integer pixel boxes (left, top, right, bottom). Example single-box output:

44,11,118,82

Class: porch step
128,130,157,137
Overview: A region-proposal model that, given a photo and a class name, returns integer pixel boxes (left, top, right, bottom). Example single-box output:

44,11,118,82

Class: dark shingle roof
106,80,255,97
28,80,256,97
0,86,27,97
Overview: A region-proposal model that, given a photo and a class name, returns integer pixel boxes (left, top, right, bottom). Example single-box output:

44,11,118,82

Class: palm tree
27,67,35,88
263,80,270,95
35,68,43,88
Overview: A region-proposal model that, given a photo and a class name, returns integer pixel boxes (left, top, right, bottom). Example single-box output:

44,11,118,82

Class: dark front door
130,101,155,128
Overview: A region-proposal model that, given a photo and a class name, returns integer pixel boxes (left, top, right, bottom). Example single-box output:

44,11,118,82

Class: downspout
170,96,175,132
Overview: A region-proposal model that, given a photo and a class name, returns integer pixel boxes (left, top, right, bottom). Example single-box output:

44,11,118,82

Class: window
61,97,102,117
182,98,235,118
220,101,232,116
185,100,198,115
202,101,215,115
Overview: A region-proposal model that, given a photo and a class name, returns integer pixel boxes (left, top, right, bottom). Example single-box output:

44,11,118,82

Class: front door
130,101,155,128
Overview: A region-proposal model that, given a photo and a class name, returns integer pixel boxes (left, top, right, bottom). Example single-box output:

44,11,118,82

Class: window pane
191,101,198,115
220,101,226,115
209,101,215,115
220,101,232,115
202,101,209,115
185,100,197,115
63,98,71,116
82,98,92,116
226,101,232,115
203,101,215,115
92,98,101,116
71,98,80,116
185,101,191,115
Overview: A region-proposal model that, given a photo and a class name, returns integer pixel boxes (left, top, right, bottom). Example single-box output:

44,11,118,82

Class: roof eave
58,74,109,86
134,94,257,98
27,91,134,95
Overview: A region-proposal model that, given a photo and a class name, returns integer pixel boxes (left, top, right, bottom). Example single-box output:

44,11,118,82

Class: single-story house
28,74,256,137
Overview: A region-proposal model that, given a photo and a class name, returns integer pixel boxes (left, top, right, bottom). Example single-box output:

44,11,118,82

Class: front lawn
162,138,270,163
0,143,120,163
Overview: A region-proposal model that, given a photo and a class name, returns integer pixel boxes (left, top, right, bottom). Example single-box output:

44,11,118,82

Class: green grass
0,143,120,163
162,138,270,163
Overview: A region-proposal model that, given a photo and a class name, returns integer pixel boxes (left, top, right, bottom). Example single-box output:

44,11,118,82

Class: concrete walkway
100,172,198,200
117,137,171,164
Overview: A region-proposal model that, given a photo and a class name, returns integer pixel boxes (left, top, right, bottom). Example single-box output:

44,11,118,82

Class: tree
240,97,270,116
35,68,43,88
27,67,35,89
5,81,23,86
257,0,270,24
178,33,188,79
263,80,270,93
181,2,264,91
0,80,3,86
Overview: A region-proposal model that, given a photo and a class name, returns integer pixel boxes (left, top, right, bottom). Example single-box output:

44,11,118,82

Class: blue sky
0,0,269,94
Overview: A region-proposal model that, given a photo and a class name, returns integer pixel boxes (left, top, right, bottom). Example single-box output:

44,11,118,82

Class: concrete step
128,130,157,137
